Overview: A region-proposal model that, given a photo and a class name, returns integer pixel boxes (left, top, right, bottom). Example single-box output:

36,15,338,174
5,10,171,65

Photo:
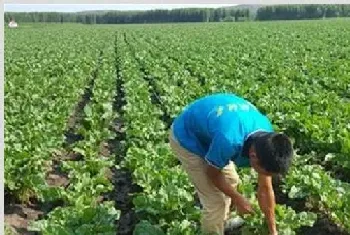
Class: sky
4,4,237,12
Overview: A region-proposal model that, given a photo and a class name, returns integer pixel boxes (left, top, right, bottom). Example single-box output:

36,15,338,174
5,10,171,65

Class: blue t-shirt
172,93,274,169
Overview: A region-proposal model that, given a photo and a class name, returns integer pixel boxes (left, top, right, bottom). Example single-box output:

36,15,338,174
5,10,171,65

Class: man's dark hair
254,132,293,175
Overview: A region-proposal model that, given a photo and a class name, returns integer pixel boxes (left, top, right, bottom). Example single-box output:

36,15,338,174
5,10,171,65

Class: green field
4,19,350,235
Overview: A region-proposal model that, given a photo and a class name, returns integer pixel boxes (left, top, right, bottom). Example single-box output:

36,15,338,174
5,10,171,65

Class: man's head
249,132,293,176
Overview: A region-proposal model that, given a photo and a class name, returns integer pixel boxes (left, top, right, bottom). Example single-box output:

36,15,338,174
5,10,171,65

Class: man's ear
249,146,259,166
248,146,257,159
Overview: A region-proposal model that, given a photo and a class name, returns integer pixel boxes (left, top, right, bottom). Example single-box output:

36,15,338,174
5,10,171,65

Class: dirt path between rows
109,32,141,235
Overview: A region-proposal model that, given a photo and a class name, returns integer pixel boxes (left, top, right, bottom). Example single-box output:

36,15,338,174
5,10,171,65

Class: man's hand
206,164,254,215
231,192,254,215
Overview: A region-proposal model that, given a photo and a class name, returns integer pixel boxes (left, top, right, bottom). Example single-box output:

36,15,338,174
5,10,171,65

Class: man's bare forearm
258,185,277,234
257,174,277,234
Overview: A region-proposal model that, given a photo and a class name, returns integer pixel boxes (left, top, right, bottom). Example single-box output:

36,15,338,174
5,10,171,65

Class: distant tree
256,4,349,20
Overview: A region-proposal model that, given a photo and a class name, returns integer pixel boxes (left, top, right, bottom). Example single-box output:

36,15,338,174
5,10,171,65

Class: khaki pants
169,129,240,235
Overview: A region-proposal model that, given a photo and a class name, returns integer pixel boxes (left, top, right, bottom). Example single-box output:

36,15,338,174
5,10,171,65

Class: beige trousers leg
169,129,240,235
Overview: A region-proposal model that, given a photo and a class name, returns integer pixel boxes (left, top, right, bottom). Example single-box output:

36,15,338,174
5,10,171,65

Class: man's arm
257,173,277,235
206,164,253,215
204,132,253,214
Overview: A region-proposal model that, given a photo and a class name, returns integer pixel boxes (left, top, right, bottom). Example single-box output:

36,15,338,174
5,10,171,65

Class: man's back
172,93,273,168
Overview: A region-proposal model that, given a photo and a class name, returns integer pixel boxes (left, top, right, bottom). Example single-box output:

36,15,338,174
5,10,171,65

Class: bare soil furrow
110,32,141,235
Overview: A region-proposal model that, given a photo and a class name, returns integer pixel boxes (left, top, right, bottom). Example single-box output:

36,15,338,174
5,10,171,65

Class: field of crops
4,19,350,235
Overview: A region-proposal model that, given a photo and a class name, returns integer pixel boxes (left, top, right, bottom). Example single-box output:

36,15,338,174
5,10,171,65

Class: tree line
4,8,250,24
4,5,350,24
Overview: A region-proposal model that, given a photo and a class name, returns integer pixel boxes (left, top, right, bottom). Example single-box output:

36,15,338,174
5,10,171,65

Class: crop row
28,31,120,234
117,32,201,234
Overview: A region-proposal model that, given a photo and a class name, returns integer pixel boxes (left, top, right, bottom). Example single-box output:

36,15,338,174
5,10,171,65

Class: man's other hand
231,193,254,215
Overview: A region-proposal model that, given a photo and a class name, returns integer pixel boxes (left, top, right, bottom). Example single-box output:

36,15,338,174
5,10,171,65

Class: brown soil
99,141,111,157
4,191,43,235
46,150,70,187
4,151,69,235
46,172,69,188
4,204,42,235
